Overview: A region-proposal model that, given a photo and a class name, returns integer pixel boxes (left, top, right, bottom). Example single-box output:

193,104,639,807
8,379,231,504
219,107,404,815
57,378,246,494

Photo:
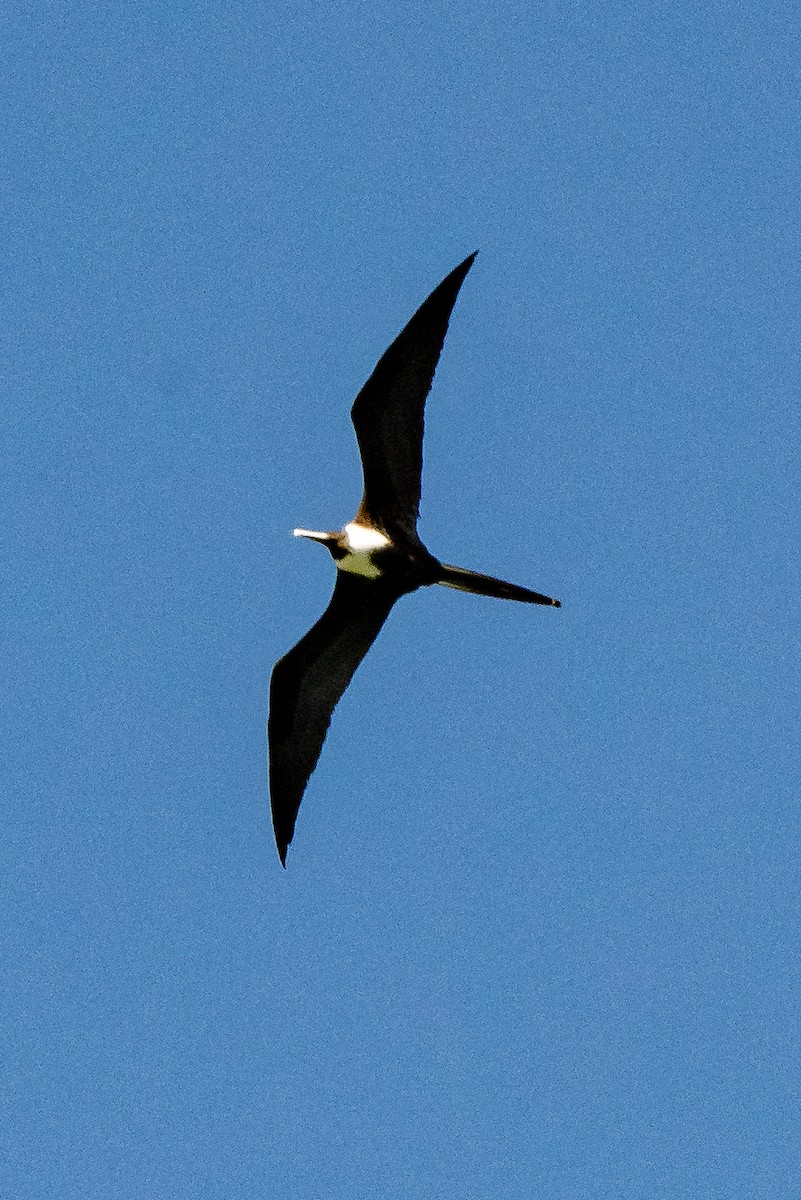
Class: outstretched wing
351,252,477,541
268,573,400,865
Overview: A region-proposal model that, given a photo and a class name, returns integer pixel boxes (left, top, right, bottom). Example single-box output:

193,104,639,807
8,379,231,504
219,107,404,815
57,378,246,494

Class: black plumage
268,254,560,866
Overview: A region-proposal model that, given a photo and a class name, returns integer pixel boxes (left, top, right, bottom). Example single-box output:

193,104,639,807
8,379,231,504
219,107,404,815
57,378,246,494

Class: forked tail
437,564,561,607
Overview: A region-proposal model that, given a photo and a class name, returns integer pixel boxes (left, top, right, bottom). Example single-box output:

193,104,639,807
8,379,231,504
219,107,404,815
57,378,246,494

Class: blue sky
3,1,799,1196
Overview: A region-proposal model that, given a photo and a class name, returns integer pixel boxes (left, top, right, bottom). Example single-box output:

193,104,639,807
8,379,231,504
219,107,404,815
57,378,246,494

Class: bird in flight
268,253,560,865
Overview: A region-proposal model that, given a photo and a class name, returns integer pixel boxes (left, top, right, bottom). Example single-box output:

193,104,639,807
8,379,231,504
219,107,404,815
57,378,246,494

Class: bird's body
269,254,560,865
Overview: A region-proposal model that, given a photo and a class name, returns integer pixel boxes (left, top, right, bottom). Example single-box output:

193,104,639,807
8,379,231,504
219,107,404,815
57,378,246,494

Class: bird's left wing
351,252,477,541
268,572,400,865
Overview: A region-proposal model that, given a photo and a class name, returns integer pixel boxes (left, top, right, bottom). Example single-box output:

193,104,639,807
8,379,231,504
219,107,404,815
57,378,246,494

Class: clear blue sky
3,2,799,1196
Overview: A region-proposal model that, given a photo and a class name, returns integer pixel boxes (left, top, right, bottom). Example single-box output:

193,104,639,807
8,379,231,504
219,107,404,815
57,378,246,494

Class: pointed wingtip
278,844,288,868
435,252,478,297
447,251,478,279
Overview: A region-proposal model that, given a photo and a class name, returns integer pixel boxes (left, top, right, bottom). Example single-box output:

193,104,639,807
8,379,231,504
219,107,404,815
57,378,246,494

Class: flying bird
269,253,560,865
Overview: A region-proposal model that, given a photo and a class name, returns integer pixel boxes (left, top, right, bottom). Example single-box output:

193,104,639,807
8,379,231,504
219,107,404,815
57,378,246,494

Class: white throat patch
343,523,390,551
338,522,390,579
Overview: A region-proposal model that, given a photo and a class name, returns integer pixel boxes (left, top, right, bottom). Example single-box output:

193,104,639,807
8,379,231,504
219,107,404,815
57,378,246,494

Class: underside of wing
268,573,400,865
351,252,477,540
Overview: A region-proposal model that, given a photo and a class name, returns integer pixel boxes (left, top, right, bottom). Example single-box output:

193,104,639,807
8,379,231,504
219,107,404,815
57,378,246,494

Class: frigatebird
269,253,560,865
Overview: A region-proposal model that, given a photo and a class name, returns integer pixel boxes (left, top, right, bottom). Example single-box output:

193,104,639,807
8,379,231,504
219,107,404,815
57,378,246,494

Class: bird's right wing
351,252,477,541
268,572,400,865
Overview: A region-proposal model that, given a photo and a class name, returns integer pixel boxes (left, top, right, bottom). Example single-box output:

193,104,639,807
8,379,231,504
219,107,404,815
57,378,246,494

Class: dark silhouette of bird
269,253,560,865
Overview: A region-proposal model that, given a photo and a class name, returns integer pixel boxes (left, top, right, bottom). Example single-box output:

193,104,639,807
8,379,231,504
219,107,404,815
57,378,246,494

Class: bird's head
293,528,346,559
